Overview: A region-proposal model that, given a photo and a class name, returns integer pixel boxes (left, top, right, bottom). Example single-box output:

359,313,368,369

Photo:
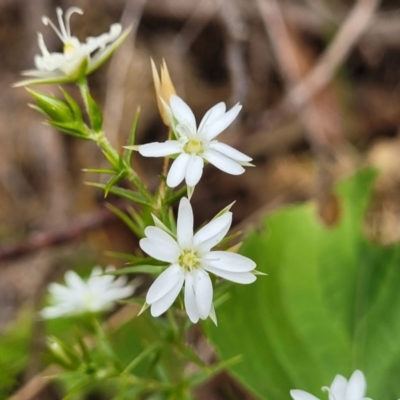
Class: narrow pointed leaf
85,182,151,206
124,107,141,164
104,171,127,197
105,203,142,237
106,265,165,275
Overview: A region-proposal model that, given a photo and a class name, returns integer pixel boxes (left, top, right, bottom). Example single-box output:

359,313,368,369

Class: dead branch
256,0,381,129
0,206,119,263
218,0,249,104
103,0,147,148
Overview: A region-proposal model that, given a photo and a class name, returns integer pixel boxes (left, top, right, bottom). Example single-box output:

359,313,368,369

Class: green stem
77,78,153,203
121,342,161,377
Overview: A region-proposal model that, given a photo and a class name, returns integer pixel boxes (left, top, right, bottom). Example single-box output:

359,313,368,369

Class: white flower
138,95,253,191
290,370,372,400
16,7,131,86
139,197,257,324
40,266,135,319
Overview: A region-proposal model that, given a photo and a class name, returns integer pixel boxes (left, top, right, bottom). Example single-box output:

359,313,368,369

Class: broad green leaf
207,169,400,399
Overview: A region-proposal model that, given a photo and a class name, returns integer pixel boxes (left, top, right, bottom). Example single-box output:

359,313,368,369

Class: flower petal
166,153,191,187
194,212,232,253
345,370,366,400
197,102,226,137
64,271,85,290
209,141,252,163
140,227,180,262
170,95,196,134
185,154,204,187
40,305,72,319
329,375,347,400
146,264,184,305
202,265,256,284
139,141,182,157
203,251,256,272
290,390,320,400
202,149,245,175
88,25,132,74
184,272,199,323
177,197,194,249
201,103,242,141
193,269,213,319
150,275,184,317
47,282,72,299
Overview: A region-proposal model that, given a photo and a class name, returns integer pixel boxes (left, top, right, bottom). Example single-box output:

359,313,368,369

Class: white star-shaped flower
138,95,253,192
139,197,257,324
290,370,372,400
16,7,131,86
40,266,136,319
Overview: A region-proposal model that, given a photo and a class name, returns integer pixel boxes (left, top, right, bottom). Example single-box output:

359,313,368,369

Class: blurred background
1,0,400,398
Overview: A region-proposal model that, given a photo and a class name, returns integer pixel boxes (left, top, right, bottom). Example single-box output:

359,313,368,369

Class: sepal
26,88,74,122
47,336,81,370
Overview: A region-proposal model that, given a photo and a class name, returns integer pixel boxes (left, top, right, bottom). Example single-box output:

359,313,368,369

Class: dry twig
102,0,147,147
256,0,381,130
0,206,119,263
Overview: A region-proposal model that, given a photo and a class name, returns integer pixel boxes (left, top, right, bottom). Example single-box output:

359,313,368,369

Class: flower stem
77,78,153,203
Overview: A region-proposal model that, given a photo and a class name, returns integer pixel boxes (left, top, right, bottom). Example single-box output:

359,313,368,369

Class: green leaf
105,203,142,237
104,171,127,197
164,186,187,207
104,251,151,264
124,107,141,164
106,265,165,275
206,168,400,399
83,168,116,174
85,182,151,206
0,308,32,397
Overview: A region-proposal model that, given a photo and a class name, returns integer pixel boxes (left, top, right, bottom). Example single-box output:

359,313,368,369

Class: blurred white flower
137,95,252,192
16,7,131,86
139,197,257,324
41,266,135,319
290,370,372,400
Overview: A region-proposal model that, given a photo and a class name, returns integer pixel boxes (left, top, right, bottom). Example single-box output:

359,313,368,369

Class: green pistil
64,42,76,55
179,250,199,271
184,138,203,154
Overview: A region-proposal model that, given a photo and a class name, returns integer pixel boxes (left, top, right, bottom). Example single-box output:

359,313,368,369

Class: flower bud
151,59,176,127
